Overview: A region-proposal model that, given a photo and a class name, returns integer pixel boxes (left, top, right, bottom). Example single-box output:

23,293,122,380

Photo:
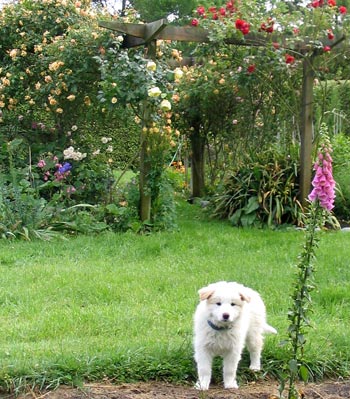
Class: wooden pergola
99,18,345,220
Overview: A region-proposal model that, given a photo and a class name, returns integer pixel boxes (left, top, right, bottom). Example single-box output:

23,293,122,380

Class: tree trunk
190,129,206,198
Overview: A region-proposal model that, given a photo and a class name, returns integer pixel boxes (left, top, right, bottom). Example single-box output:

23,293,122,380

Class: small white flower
101,137,109,144
106,145,113,153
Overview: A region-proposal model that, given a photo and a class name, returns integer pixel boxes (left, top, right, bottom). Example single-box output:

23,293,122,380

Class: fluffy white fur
193,281,277,390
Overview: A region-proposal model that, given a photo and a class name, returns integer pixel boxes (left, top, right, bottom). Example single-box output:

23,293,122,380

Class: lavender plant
285,123,336,399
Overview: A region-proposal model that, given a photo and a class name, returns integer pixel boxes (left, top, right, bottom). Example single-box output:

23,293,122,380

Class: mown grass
0,200,349,393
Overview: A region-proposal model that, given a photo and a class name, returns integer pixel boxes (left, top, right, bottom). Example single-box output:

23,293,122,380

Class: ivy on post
139,21,167,222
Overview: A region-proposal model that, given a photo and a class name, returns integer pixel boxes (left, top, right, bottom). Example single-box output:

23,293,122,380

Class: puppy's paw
194,380,210,390
224,380,238,389
249,363,261,371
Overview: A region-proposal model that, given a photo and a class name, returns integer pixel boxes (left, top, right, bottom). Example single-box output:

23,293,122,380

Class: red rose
260,19,274,33
272,42,280,49
328,0,336,6
208,6,217,13
311,0,321,7
339,5,347,13
323,45,331,52
219,7,226,16
285,54,295,64
235,19,250,35
327,29,334,40
191,18,199,26
197,6,206,16
226,1,235,11
247,64,256,74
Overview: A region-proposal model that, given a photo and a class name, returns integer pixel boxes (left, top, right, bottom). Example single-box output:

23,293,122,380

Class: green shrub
331,133,350,221
210,148,303,227
0,139,142,239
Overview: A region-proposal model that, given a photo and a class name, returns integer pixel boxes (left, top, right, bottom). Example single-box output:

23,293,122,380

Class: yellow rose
160,99,171,111
146,61,157,71
174,68,184,80
148,87,162,97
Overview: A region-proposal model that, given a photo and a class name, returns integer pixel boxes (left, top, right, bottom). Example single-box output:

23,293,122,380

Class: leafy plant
211,148,303,227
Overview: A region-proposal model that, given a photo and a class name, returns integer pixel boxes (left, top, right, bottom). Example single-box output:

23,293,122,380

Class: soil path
7,379,350,399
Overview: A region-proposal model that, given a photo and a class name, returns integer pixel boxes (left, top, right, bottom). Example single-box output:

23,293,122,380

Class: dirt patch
6,379,350,399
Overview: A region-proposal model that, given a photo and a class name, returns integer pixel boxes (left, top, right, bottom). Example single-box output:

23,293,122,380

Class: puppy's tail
264,323,277,334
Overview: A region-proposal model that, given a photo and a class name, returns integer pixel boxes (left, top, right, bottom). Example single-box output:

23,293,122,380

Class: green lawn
0,201,349,392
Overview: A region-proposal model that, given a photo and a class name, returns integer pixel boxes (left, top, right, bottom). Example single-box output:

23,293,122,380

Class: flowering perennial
308,131,336,211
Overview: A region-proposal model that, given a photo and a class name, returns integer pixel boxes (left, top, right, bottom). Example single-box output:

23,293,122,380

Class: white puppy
193,281,277,390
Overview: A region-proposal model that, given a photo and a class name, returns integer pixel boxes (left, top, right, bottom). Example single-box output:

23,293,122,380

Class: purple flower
58,162,72,174
308,140,336,211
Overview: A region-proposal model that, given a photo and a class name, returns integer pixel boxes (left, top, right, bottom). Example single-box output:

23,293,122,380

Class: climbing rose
197,6,206,16
308,139,336,211
323,45,331,52
327,29,335,40
174,68,184,80
160,99,171,111
339,5,347,13
247,64,256,74
285,54,295,64
235,19,250,35
148,87,162,97
191,18,199,27
146,61,156,71
260,18,274,33
328,0,336,5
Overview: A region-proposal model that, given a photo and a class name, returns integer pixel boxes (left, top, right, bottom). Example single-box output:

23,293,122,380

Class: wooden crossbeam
99,19,345,52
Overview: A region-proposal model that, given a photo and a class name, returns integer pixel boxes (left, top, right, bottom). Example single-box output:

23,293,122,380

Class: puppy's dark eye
231,303,235,306
216,302,222,306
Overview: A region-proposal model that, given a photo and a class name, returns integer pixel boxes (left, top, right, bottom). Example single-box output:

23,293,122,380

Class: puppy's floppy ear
198,286,215,301
239,292,251,303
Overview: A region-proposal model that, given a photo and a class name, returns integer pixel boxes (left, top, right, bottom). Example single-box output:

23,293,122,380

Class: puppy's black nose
222,313,230,320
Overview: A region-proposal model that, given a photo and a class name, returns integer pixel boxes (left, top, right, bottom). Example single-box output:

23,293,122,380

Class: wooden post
139,40,157,222
299,55,315,208
139,103,152,222
137,21,167,222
